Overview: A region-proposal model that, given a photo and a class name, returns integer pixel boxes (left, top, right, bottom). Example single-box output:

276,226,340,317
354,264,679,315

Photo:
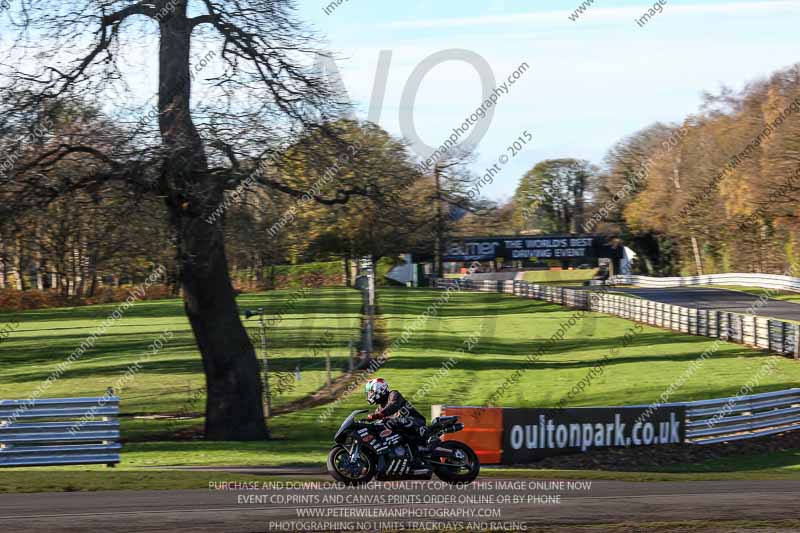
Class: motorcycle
327,409,480,485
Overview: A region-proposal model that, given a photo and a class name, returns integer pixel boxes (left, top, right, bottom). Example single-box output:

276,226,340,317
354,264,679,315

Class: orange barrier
432,405,503,464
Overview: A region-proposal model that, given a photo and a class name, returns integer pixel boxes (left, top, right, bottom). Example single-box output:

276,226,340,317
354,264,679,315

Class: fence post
767,319,773,353
728,312,734,340
723,312,728,340
780,321,787,354
696,309,700,335
740,315,745,343
794,324,800,360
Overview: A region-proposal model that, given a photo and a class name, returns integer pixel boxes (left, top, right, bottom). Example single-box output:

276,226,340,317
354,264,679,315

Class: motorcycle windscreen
334,409,369,442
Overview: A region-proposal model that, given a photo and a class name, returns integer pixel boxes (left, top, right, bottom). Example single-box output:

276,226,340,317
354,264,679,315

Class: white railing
685,388,800,444
0,396,121,467
610,273,800,292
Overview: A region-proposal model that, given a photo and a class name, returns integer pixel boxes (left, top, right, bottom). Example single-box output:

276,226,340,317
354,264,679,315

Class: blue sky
294,0,800,201
2,1,798,202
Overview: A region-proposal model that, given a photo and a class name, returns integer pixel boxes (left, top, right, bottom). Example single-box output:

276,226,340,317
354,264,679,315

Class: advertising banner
442,235,623,262
501,406,686,463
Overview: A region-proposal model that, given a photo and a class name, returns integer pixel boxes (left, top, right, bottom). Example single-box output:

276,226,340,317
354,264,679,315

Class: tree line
512,63,800,275
0,108,492,297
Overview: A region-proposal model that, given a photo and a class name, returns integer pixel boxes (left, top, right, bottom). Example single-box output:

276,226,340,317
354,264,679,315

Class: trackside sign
501,406,686,463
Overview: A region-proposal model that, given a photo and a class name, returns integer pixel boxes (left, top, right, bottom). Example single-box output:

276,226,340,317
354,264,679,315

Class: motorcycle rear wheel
433,441,480,485
327,445,376,485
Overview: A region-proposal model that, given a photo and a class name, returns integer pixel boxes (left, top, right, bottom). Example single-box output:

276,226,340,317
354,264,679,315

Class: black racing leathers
373,390,426,439
374,390,425,421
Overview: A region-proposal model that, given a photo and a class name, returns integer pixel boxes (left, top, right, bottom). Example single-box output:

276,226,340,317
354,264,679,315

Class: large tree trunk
175,216,268,440
159,1,268,440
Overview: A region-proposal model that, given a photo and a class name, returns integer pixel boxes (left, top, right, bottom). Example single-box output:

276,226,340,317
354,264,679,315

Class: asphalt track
2,478,800,532
598,286,800,322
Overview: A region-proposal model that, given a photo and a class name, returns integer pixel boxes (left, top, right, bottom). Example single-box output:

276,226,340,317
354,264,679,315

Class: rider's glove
367,413,383,422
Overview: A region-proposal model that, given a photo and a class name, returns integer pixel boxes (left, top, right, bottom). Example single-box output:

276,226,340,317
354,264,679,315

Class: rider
365,378,426,441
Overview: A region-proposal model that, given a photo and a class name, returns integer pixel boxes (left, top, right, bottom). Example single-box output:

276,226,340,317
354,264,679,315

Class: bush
0,290,23,311
0,285,175,312
268,261,345,289
19,290,66,309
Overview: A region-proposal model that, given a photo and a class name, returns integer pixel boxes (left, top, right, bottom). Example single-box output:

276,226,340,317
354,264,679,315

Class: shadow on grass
389,330,752,360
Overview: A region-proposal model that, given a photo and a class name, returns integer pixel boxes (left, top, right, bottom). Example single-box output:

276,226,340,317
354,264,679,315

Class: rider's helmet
365,378,389,405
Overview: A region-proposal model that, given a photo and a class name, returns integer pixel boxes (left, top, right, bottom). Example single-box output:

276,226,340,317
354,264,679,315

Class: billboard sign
501,406,686,463
443,235,622,262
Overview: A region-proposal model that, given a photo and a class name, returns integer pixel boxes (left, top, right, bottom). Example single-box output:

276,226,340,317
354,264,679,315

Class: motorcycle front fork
348,441,361,463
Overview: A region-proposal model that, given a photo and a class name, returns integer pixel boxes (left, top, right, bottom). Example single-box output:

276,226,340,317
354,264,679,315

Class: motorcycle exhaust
442,423,464,434
429,446,456,458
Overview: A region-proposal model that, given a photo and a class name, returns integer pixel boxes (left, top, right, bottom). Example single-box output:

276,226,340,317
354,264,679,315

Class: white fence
610,273,800,292
434,278,800,358
685,388,800,444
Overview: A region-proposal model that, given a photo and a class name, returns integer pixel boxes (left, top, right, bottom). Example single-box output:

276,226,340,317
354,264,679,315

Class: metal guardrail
0,396,121,467
684,388,800,444
610,273,800,292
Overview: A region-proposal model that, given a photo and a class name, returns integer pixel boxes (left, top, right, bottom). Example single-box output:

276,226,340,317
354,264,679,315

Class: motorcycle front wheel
327,445,376,486
433,441,480,485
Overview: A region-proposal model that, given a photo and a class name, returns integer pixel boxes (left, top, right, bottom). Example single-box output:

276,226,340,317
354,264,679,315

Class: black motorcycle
327,409,480,485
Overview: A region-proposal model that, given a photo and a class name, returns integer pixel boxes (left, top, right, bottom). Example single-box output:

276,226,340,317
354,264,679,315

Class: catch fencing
433,278,800,358
0,396,121,467
610,273,800,292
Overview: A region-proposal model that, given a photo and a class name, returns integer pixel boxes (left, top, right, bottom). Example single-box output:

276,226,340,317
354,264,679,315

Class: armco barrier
610,273,800,292
0,396,121,467
684,388,800,444
435,387,800,464
433,278,800,358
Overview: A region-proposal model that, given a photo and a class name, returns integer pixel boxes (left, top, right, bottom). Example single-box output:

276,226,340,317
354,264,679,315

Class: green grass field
443,269,597,284
2,286,800,490
521,269,598,283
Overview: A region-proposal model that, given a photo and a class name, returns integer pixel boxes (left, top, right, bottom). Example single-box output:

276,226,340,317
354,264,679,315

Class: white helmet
365,378,389,405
